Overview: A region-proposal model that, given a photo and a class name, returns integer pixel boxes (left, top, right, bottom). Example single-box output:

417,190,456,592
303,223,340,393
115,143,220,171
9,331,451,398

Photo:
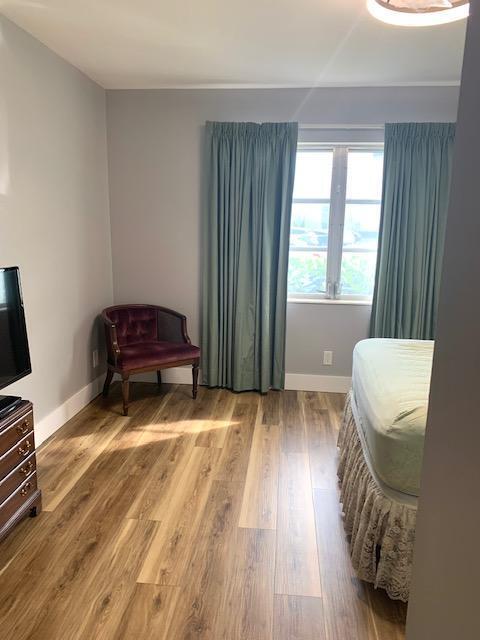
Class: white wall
406,5,480,638
0,18,460,423
0,18,113,441
106,86,459,382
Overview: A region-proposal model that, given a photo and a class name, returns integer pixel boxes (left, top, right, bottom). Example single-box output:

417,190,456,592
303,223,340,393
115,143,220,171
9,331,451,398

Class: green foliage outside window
288,254,326,294
288,252,377,296
340,253,377,296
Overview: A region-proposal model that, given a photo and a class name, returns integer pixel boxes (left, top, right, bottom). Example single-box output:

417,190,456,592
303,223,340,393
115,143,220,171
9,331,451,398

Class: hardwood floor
0,383,407,640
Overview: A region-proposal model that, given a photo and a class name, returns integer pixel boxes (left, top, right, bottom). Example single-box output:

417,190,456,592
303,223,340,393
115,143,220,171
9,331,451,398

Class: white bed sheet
352,338,434,496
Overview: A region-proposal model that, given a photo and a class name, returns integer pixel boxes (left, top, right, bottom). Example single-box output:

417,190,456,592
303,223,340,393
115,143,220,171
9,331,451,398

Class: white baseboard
118,368,351,393
34,369,351,448
285,373,351,393
35,375,104,447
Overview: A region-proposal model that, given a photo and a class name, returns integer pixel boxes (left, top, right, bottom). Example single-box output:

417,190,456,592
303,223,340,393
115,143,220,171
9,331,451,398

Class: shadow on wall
59,314,108,408
0,22,10,203
0,16,113,421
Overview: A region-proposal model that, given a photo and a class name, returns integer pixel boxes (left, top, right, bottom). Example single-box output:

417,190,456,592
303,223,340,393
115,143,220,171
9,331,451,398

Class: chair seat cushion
117,341,200,370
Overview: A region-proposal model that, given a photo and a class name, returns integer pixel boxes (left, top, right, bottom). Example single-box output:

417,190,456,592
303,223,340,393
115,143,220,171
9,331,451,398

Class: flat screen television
0,267,31,416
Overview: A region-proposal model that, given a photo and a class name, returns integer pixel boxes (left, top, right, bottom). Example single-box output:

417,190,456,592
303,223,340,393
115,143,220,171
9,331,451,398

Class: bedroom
0,1,478,639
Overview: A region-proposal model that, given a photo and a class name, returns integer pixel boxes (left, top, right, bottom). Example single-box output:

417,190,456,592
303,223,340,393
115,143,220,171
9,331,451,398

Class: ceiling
0,0,467,89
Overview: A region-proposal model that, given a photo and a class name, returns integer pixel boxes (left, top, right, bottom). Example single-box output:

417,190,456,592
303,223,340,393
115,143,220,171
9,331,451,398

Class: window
288,145,384,301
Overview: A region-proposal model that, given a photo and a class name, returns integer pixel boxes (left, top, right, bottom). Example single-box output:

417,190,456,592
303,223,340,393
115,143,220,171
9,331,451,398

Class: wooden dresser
0,401,42,542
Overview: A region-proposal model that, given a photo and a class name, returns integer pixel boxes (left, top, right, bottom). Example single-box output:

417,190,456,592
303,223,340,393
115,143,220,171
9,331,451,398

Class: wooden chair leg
157,370,162,388
192,362,199,399
121,375,130,416
103,369,114,397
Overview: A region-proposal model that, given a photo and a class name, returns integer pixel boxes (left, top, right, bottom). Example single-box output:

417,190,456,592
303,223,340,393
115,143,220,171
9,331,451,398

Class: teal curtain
202,121,298,392
370,122,455,339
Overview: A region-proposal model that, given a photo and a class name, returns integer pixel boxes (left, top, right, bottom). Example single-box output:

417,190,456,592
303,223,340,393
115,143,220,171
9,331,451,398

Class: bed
337,338,434,602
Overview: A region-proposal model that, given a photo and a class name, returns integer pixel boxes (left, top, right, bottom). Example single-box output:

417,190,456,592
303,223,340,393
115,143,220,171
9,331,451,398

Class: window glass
288,146,383,300
288,251,327,294
289,203,330,250
346,150,383,200
293,151,333,199
340,252,378,297
342,203,381,251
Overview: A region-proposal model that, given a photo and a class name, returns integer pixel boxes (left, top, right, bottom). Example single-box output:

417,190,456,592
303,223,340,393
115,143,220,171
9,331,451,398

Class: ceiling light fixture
367,0,469,26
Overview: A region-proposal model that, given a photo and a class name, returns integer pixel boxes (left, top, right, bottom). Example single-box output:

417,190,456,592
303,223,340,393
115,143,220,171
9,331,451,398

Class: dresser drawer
0,411,34,457
0,432,36,481
0,473,38,529
0,453,36,505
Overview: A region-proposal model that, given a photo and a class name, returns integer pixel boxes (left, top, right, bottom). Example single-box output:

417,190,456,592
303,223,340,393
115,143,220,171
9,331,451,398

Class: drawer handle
18,440,32,457
20,460,34,476
20,482,32,496
16,420,30,436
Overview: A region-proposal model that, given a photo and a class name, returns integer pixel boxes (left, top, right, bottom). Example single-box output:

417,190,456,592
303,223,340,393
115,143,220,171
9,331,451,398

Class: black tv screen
0,267,31,391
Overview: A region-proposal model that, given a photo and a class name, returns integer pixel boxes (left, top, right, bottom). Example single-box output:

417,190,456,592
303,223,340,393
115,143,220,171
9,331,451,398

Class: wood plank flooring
0,383,407,640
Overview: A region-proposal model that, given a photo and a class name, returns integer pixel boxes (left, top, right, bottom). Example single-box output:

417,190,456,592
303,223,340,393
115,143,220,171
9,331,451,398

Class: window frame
288,142,384,303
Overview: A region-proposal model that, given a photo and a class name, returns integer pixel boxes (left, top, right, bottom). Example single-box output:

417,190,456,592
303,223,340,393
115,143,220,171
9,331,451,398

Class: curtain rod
299,124,384,130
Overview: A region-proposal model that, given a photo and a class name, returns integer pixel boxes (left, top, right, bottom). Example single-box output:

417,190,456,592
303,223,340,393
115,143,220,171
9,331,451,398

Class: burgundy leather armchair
101,304,200,415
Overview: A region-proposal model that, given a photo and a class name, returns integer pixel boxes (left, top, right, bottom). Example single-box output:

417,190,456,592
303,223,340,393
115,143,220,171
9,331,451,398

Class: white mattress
352,338,434,497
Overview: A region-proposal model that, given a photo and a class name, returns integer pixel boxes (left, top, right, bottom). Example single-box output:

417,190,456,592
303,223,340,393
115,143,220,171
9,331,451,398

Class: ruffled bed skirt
337,392,417,602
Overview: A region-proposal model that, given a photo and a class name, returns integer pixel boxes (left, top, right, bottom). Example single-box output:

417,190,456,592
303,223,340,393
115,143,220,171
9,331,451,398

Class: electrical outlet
323,350,333,366
92,349,99,368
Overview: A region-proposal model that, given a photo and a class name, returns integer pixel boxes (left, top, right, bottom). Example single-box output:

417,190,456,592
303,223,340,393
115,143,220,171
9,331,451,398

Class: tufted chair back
105,306,158,346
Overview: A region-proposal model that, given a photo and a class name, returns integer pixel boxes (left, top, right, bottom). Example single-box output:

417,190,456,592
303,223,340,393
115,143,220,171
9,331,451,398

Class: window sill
288,297,373,306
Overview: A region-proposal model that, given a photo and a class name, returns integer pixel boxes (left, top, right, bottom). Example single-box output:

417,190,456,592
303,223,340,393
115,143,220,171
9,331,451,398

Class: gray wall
0,18,113,424
106,86,459,377
407,6,480,639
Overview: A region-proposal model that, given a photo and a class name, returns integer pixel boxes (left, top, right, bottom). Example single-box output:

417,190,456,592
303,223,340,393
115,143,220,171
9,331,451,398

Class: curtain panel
202,121,298,393
370,122,455,340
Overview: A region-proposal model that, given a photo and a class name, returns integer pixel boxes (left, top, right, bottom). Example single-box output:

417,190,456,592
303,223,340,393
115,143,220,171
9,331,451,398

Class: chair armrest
156,306,192,344
102,311,121,366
